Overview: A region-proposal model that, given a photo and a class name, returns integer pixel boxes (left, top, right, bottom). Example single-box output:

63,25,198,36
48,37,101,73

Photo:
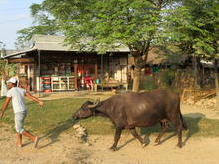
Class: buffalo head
73,100,100,120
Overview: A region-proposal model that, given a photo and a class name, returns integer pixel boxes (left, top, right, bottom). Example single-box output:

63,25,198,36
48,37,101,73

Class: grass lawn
0,97,115,136
1,97,219,138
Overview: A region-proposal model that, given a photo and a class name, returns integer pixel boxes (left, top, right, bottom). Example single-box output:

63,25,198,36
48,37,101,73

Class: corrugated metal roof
32,35,73,51
4,48,37,59
4,34,130,58
32,35,130,52
5,50,20,55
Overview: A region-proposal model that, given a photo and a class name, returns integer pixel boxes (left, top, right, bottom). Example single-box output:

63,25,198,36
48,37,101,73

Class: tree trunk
196,57,202,88
193,56,201,89
131,52,146,92
214,59,219,110
132,67,141,92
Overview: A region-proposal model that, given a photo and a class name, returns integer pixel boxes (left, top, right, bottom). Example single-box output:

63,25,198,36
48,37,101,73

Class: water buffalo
73,89,187,150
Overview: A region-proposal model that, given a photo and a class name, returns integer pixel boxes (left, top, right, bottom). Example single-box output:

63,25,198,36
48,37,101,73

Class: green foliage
142,76,157,90
158,70,175,87
15,3,59,49
164,0,219,59
17,0,173,55
0,60,17,78
16,0,218,58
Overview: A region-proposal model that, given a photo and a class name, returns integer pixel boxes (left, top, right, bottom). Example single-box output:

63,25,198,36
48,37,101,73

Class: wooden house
4,35,130,92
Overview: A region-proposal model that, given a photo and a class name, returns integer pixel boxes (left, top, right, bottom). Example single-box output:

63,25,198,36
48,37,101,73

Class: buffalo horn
87,99,100,108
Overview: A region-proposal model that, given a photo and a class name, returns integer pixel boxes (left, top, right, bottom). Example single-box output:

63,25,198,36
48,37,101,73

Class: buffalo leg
110,128,122,151
172,117,183,148
155,122,168,144
177,127,182,148
130,128,145,146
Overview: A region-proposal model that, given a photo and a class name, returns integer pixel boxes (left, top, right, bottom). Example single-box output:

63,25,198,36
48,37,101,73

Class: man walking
0,77,44,148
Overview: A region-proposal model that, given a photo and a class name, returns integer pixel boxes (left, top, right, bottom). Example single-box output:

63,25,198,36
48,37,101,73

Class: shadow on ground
121,113,206,148
38,112,219,150
182,113,205,145
38,118,77,149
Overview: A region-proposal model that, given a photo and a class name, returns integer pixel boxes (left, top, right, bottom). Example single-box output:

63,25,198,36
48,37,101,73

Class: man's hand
0,97,11,120
0,111,4,120
25,92,44,108
38,101,44,107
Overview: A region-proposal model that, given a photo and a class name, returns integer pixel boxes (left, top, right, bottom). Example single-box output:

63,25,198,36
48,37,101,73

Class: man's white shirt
7,87,27,113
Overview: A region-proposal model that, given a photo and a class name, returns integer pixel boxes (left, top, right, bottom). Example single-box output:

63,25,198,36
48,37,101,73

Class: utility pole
0,41,6,58
0,41,7,97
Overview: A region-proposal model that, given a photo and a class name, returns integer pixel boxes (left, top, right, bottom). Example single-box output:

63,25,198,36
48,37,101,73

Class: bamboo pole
214,59,219,110
38,50,41,97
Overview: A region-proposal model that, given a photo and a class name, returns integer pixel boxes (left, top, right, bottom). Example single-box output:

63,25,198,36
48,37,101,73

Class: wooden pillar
126,54,129,84
74,64,78,90
27,64,32,91
95,62,98,79
94,56,98,92
38,50,41,76
101,54,104,91
193,55,197,88
37,50,41,94
33,63,37,92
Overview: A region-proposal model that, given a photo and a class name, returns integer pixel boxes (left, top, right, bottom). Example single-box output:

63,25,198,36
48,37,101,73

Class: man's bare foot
16,144,22,148
34,136,39,148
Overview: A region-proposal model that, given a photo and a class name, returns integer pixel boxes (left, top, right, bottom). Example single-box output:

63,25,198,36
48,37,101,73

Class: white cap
7,77,18,84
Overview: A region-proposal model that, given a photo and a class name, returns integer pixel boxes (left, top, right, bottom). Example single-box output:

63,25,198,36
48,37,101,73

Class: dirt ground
34,91,115,101
1,92,219,164
1,122,219,164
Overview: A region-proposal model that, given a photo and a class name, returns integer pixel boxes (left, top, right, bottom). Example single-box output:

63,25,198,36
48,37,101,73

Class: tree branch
148,0,156,6
157,0,164,9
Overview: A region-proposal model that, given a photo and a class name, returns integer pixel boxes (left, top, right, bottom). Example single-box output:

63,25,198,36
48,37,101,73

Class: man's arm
0,97,11,119
25,92,44,107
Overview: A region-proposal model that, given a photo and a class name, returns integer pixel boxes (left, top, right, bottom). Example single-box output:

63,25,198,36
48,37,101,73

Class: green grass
1,97,219,139
0,97,115,136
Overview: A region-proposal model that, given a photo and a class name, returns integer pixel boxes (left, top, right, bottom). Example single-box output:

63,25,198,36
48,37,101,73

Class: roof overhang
3,48,38,59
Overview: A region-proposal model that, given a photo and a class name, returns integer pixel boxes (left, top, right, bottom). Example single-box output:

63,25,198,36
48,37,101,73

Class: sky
0,0,44,49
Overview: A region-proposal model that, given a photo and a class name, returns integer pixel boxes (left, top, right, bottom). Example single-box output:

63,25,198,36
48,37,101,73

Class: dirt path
182,104,219,120
34,91,115,101
1,122,219,164
1,91,219,164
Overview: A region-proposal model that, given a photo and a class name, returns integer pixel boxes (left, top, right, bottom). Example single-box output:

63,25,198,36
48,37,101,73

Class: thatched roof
128,48,189,66
146,48,167,64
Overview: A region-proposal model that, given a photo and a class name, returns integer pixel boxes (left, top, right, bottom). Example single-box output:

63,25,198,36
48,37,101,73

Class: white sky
0,0,44,49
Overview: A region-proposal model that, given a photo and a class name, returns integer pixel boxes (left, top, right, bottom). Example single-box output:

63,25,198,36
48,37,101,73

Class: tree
0,42,17,82
165,0,219,108
26,0,175,92
15,3,59,49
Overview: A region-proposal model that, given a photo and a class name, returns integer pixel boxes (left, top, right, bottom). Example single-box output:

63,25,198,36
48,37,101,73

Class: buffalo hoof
154,140,161,146
142,143,147,148
154,138,161,144
109,146,118,151
177,143,182,148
